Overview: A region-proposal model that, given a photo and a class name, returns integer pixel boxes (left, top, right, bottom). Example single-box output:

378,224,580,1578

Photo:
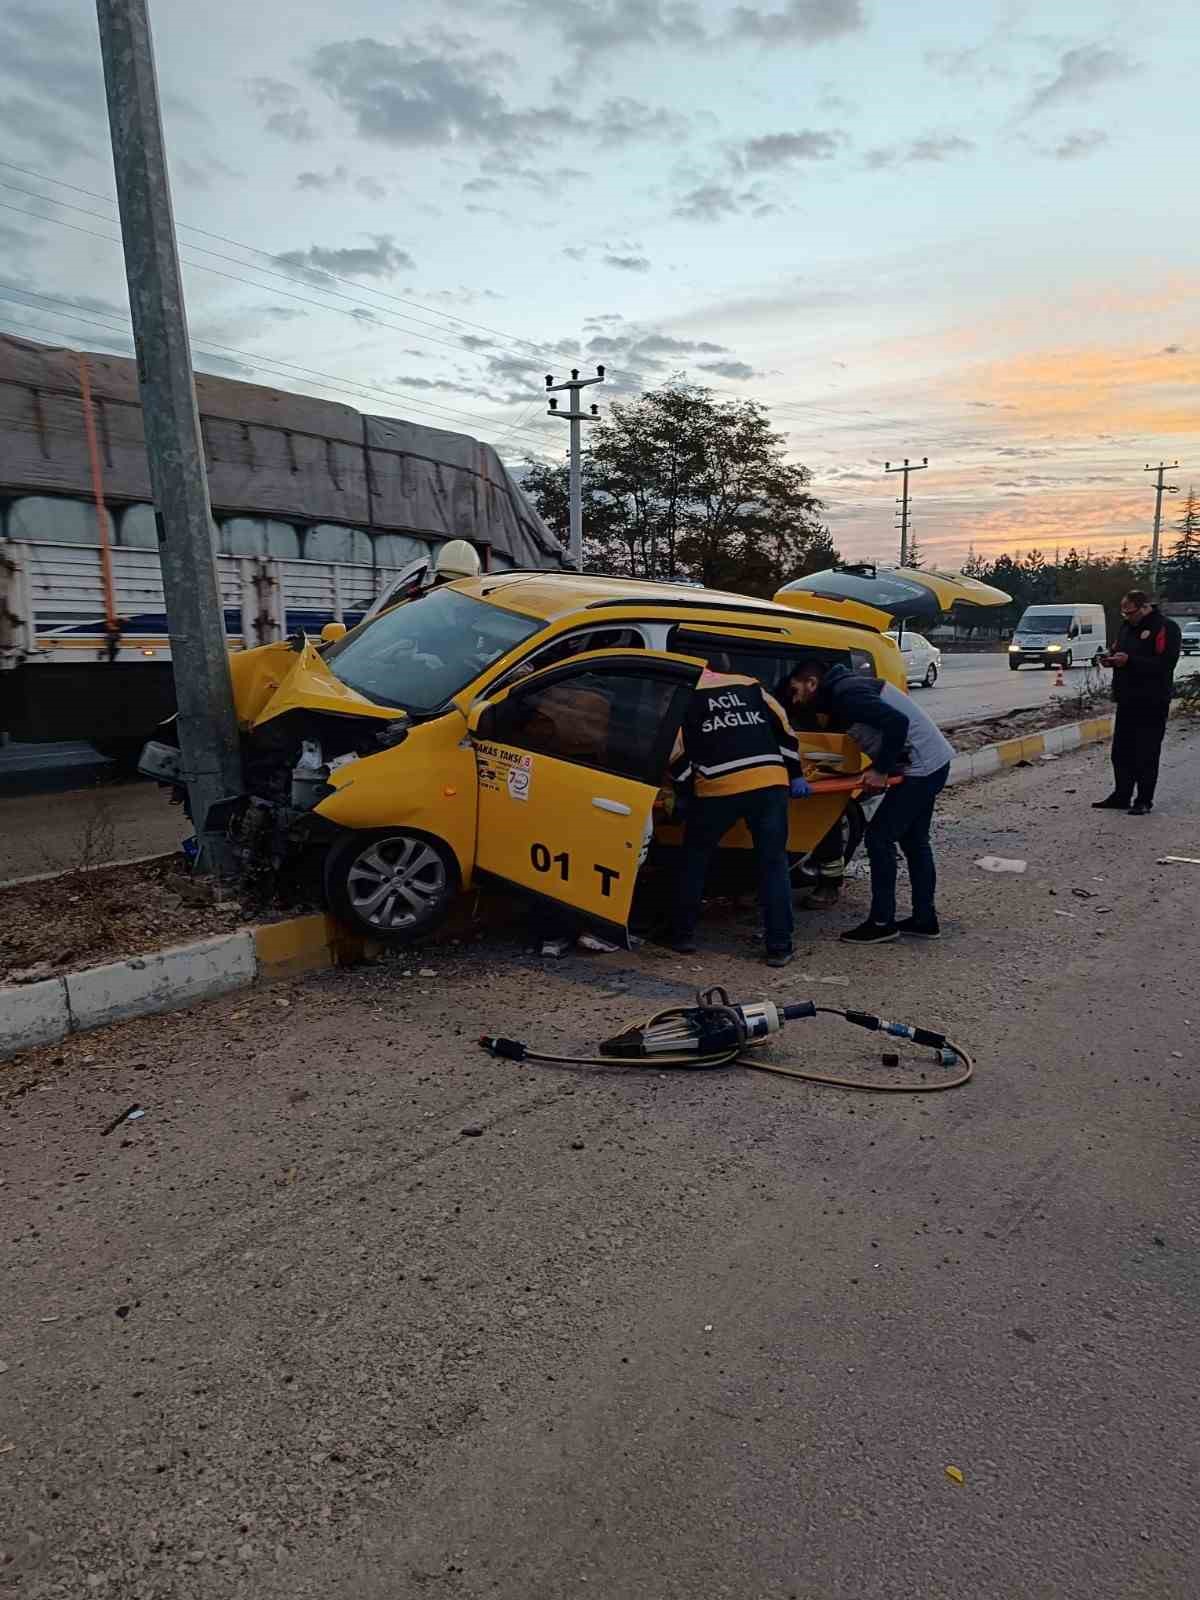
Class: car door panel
469,650,703,943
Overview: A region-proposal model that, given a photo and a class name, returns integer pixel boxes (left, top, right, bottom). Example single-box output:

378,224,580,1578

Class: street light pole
95,0,243,874
546,366,605,570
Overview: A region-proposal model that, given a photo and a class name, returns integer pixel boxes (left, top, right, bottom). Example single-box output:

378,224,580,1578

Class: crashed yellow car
144,558,1008,945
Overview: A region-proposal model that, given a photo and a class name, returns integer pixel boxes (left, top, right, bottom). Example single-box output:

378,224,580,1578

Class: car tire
323,827,459,943
1009,660,1020,672
1062,651,1073,669
922,662,938,688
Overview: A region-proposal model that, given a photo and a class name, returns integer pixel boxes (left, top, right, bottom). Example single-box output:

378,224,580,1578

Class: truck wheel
323,828,458,942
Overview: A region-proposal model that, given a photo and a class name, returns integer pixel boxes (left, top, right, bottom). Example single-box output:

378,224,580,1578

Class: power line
0,159,569,367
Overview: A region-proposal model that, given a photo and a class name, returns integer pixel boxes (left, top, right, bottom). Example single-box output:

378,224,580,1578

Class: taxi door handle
592,797,631,815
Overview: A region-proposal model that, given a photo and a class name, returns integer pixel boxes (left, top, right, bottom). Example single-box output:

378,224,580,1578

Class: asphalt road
3,725,1198,1598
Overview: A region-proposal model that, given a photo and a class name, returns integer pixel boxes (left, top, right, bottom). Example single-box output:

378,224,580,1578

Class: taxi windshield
323,587,542,712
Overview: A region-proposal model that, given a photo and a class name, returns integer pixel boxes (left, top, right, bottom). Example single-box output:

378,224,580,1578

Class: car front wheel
323,828,459,942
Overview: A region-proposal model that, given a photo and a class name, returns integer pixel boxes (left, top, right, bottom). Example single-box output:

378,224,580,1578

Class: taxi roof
452,570,804,624
446,569,893,662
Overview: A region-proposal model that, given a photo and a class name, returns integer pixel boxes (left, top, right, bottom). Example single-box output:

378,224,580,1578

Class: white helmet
434,539,482,580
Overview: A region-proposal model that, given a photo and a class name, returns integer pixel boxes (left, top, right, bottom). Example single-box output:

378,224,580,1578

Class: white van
1008,603,1107,671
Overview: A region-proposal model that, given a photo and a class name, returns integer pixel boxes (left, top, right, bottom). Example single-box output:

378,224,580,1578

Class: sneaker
663,935,698,955
897,915,941,939
1128,801,1153,816
539,937,572,958
1091,795,1130,810
765,946,796,968
577,932,621,953
839,919,899,945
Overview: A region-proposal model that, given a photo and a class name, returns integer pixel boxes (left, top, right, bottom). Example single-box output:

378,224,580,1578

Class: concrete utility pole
885,456,928,567
95,0,242,874
546,366,605,569
1144,460,1179,594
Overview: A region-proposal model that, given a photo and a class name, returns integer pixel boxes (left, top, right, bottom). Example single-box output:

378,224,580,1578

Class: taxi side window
495,627,644,689
489,666,687,784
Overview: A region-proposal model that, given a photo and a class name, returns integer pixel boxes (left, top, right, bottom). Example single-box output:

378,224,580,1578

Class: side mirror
1068,624,1079,638
321,621,347,644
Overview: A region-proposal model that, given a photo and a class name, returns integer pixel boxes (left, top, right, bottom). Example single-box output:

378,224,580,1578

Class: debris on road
945,1465,965,1485
976,856,1028,874
461,1124,485,1138
101,1103,142,1137
1157,856,1200,866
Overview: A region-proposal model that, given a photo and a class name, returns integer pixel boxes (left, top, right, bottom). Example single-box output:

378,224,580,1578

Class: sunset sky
0,0,1196,565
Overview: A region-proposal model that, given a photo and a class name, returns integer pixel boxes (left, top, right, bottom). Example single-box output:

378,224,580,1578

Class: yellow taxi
164,556,1007,946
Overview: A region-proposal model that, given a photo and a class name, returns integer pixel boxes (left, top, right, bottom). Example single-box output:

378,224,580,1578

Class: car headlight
1047,644,1062,651
1008,644,1019,651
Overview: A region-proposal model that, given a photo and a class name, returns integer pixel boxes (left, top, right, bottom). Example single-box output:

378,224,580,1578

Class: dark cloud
1026,45,1138,116
736,128,844,169
392,373,486,397
698,359,758,380
594,97,688,146
673,183,742,222
1049,129,1109,160
249,76,320,143
603,253,652,273
356,176,388,201
634,334,728,355
296,166,350,192
865,134,974,169
1157,344,1184,356
730,0,866,46
309,36,569,151
460,334,493,351
454,0,710,85
0,220,40,257
273,236,416,282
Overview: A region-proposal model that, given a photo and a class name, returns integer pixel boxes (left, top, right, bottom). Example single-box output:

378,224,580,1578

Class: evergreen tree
1166,487,1200,600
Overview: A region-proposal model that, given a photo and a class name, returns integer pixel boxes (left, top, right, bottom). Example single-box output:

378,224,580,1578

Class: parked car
884,628,941,689
1180,620,1200,656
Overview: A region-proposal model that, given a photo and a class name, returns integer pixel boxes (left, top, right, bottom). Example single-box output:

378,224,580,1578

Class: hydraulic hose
479,989,974,1093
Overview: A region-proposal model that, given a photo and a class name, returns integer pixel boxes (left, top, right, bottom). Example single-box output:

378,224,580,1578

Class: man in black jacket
1093,591,1181,816
787,661,955,945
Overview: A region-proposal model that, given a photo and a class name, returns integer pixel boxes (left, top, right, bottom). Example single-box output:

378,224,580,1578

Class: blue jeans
672,785,794,954
865,763,950,925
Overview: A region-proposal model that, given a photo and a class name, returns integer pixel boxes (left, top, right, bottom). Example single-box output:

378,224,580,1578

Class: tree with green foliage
1166,487,1200,600
522,383,836,596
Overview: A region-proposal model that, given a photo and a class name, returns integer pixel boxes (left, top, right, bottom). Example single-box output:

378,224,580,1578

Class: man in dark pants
667,665,806,967
1093,590,1181,815
787,661,955,945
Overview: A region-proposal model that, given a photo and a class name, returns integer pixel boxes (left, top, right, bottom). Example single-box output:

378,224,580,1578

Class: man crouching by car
786,659,955,946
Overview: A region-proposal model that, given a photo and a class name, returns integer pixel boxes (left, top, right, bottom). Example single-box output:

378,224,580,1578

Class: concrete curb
0,706,1157,1064
945,711,1115,786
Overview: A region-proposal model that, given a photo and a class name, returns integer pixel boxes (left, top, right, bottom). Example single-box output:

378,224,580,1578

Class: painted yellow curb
253,912,367,980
